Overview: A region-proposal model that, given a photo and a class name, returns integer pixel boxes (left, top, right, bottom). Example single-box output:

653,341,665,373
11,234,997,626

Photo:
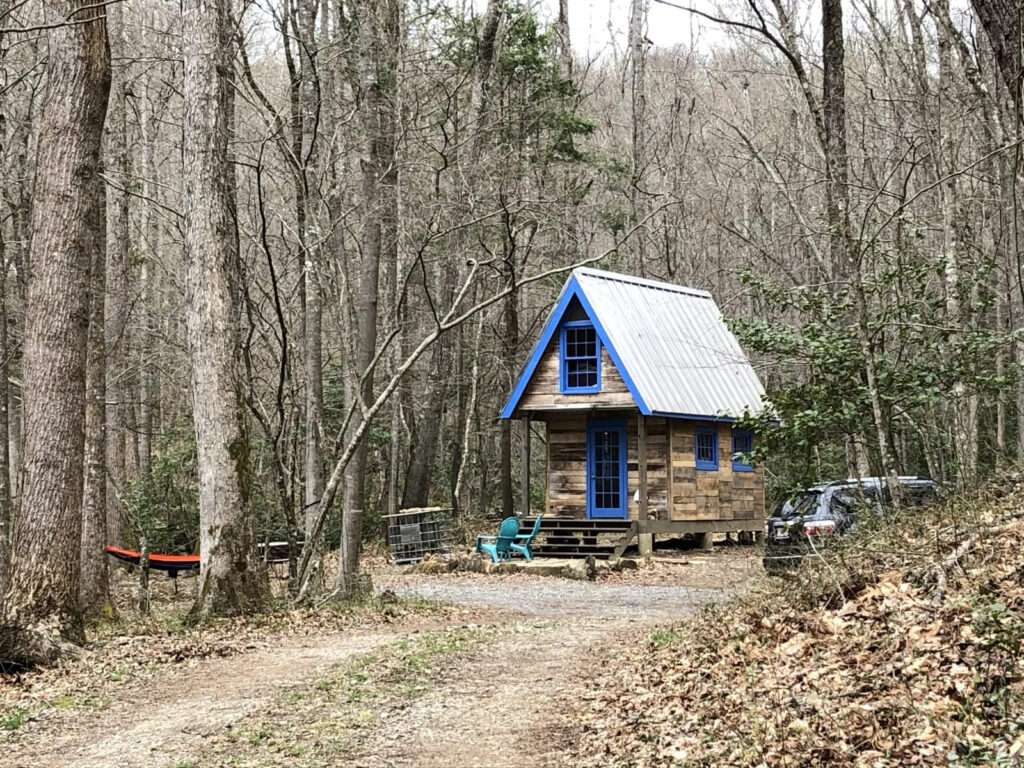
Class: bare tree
0,0,111,664
337,0,400,597
181,0,266,621
80,168,112,619
103,0,130,548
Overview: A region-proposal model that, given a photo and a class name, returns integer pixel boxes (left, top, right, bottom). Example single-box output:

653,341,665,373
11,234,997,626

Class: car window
830,491,859,516
783,491,820,519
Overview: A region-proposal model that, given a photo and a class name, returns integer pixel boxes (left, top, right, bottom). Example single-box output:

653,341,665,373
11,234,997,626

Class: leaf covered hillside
572,481,1024,767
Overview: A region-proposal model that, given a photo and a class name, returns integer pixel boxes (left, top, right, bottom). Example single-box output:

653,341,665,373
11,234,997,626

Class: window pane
563,325,599,392
696,432,717,466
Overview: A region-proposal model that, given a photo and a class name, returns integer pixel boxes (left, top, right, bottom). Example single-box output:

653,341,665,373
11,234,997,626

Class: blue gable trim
499,275,652,419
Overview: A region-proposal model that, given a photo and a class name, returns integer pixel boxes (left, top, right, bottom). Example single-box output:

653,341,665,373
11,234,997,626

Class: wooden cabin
500,268,767,555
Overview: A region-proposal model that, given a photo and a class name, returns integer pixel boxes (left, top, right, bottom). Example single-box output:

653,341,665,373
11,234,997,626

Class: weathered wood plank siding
545,413,588,517
668,421,764,521
626,414,668,520
543,414,765,524
517,335,634,412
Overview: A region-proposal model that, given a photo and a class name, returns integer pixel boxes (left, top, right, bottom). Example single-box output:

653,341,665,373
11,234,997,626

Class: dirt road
2,553,755,768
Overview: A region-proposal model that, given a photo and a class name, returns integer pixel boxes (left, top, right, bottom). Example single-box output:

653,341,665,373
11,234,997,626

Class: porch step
521,517,633,533
532,543,616,559
523,517,637,560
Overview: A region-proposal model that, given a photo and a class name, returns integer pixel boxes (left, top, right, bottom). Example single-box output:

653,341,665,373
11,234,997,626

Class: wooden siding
542,413,765,524
517,335,635,412
543,412,668,521
545,414,588,517
668,421,764,521
626,414,668,520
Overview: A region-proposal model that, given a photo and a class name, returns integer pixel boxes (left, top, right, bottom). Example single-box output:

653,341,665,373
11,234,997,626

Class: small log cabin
501,268,768,552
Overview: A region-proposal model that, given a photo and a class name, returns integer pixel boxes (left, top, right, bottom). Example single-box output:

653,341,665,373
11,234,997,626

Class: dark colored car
763,476,938,572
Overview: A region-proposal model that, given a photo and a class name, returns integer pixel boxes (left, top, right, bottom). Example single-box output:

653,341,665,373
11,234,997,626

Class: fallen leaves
567,482,1024,767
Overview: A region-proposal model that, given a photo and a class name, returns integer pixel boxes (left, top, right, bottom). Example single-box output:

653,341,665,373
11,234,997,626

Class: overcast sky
523,0,978,59
540,0,733,57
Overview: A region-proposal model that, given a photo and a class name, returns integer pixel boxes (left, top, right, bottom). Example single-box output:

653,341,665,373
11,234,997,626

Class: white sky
540,0,727,57
515,0,979,59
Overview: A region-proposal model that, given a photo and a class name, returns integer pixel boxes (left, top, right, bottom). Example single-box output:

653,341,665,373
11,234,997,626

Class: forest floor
0,546,758,768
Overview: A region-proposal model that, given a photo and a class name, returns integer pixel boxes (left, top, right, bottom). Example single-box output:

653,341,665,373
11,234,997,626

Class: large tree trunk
0,0,111,666
182,0,266,621
81,175,112,620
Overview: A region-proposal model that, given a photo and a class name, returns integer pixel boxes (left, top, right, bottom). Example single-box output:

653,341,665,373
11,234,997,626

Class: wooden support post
520,415,530,518
638,415,653,556
638,414,648,520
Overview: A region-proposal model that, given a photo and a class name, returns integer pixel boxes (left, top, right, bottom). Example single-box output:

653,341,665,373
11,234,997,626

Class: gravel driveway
379,573,730,619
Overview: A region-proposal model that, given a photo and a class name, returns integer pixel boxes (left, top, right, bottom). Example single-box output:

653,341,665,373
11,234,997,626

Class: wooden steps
521,517,637,559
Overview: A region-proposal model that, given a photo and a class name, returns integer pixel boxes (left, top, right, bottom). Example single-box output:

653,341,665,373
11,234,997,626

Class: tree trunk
0,0,12,598
182,0,266,621
821,0,901,497
498,262,518,518
556,0,572,80
969,0,1021,100
81,173,112,620
298,0,325,543
0,236,10,597
338,0,399,597
627,0,648,270
937,0,977,486
136,0,161,480
104,0,130,547
0,0,111,665
400,346,448,508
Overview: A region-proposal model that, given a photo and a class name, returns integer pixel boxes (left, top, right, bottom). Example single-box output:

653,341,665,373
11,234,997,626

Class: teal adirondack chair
511,516,544,561
476,517,521,563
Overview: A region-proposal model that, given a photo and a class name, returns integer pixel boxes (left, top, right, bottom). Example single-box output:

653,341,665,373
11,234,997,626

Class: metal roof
500,267,768,420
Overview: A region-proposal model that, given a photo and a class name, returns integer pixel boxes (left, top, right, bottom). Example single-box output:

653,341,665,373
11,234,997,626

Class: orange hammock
104,545,200,574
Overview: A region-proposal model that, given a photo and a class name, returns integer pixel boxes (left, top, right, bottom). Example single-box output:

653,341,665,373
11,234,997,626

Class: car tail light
803,520,836,536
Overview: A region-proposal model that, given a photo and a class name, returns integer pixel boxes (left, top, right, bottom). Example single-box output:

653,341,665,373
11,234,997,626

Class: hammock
104,545,200,574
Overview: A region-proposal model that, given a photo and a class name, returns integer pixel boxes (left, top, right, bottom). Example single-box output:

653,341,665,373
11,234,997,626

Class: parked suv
763,476,938,572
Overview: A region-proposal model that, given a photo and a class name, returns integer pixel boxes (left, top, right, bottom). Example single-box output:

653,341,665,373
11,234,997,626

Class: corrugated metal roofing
572,268,767,418
501,267,768,419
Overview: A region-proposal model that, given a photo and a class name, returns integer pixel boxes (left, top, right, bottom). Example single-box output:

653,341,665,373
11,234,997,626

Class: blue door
587,421,627,519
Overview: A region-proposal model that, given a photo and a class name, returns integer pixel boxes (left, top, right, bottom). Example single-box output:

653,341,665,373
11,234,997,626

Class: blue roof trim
499,275,652,419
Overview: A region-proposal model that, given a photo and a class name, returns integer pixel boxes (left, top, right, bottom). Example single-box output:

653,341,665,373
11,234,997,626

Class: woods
1,0,1024,666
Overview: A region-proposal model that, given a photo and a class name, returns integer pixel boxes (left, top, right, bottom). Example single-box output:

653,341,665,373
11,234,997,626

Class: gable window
560,321,601,393
732,429,754,472
695,428,718,471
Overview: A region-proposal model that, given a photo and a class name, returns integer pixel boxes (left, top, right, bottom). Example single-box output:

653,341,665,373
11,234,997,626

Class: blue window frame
559,321,601,394
695,428,718,471
732,429,754,472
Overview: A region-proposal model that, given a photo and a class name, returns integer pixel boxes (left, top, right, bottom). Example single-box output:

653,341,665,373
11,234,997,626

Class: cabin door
586,420,627,519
